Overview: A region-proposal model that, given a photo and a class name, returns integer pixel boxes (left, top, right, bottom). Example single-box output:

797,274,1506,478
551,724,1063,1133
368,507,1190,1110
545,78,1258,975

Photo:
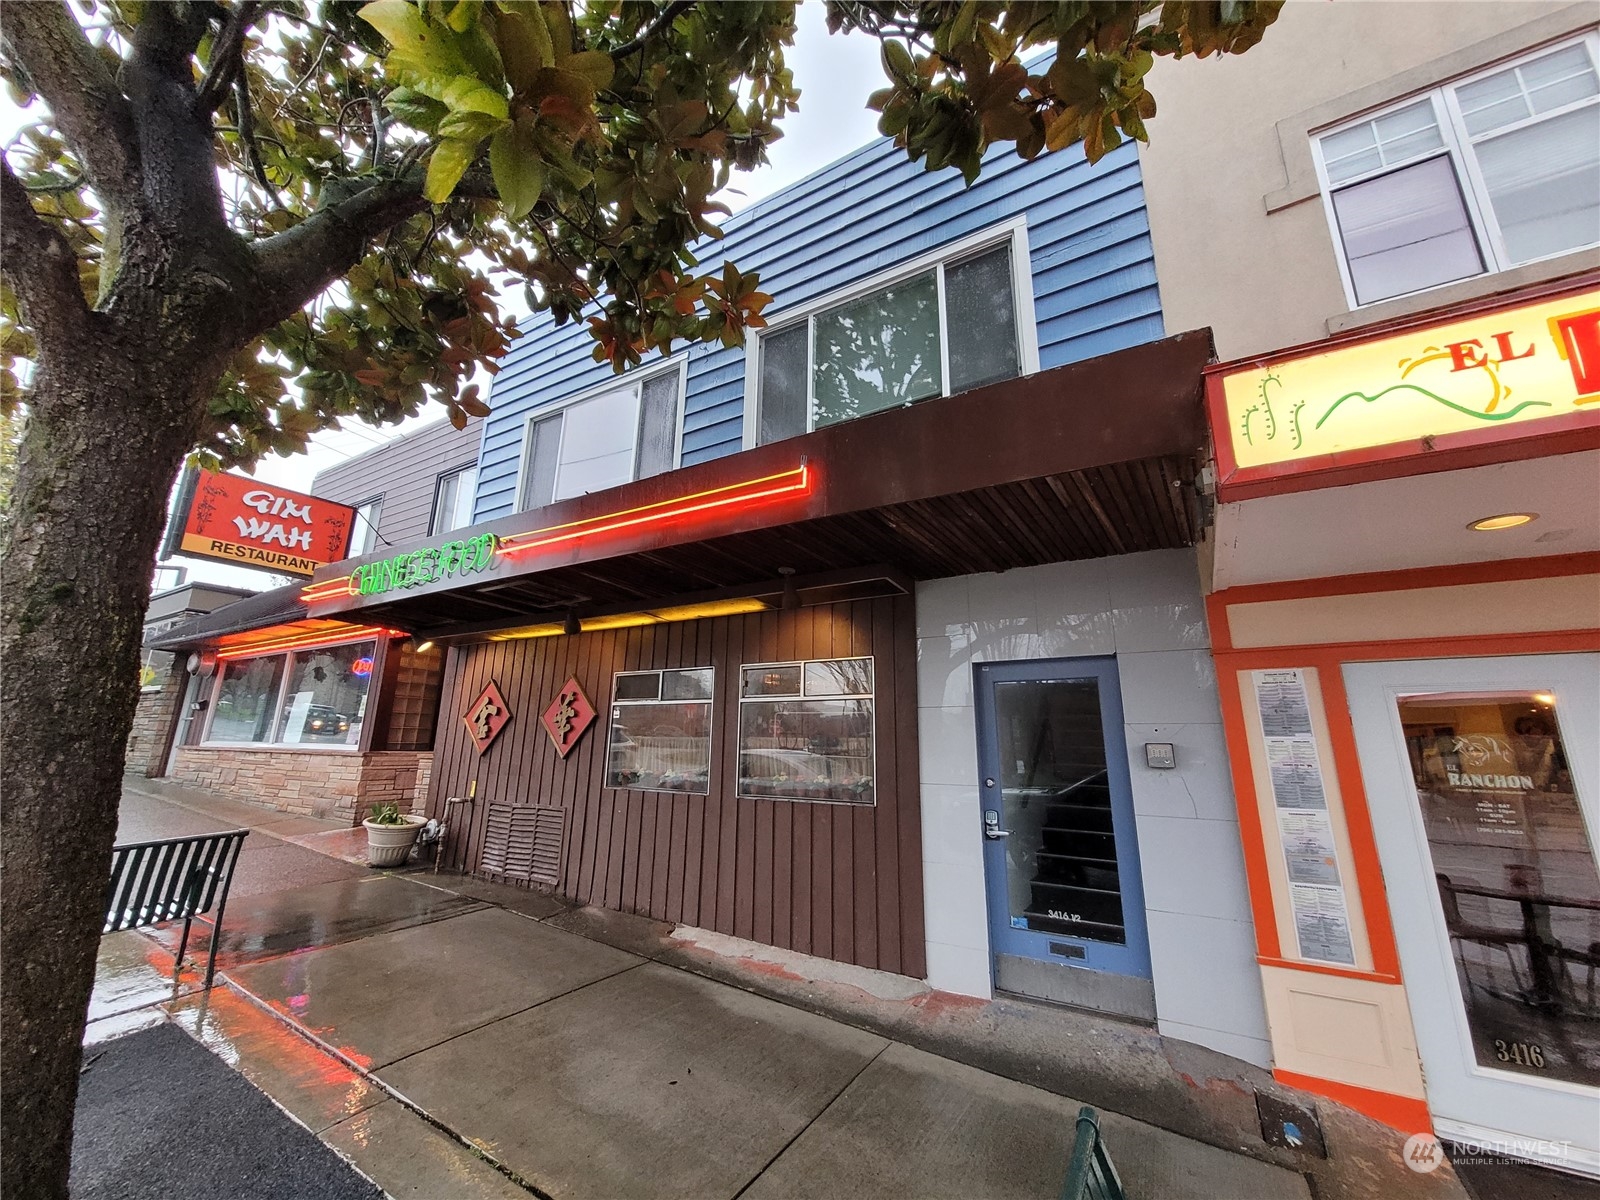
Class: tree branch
195,2,262,116
610,1,695,59
0,159,89,340
0,1,138,202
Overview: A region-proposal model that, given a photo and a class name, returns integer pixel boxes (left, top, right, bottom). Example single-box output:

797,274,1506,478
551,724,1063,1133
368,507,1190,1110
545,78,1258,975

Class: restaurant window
1314,34,1600,307
204,639,376,749
738,657,875,804
348,496,383,556
754,231,1025,444
605,668,713,793
431,465,477,534
517,365,683,511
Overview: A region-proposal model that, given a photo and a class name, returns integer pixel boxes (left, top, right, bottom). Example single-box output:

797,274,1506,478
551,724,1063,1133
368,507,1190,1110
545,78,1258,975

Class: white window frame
512,356,689,512
430,463,478,535
736,655,877,806
1312,31,1600,310
604,666,716,795
740,217,1041,449
348,495,384,557
199,638,378,752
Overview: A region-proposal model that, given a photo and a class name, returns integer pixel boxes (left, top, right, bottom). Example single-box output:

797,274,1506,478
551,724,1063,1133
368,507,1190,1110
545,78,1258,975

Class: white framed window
515,360,687,512
1314,33,1600,308
605,667,714,794
744,218,1040,447
348,496,383,556
430,465,477,534
202,639,377,750
737,657,875,805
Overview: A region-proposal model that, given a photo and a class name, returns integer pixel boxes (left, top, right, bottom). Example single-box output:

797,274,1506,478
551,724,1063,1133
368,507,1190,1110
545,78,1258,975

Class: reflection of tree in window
813,274,941,427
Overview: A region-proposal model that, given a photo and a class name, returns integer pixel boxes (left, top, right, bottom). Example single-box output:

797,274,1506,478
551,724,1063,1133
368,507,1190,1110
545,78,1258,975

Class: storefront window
209,655,287,743
205,639,375,749
1400,691,1600,1087
738,658,874,804
275,641,375,746
605,668,713,793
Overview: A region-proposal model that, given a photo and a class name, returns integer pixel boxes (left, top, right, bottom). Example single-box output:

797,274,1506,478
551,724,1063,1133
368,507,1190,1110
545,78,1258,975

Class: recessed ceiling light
1468,512,1538,531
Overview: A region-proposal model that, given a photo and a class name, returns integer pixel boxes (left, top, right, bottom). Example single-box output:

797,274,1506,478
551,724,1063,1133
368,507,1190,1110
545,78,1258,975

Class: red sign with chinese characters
169,468,356,577
463,680,512,754
541,677,595,759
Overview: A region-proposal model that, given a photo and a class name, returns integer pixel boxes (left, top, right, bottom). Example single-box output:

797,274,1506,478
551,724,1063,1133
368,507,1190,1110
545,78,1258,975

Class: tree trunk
1,334,209,1198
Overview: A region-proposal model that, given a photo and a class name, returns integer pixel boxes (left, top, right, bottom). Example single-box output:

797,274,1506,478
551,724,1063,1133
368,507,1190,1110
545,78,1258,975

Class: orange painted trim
1273,1069,1433,1135
1205,590,1234,653
1215,630,1600,666
1256,955,1400,985
1315,665,1402,977
1214,665,1284,961
1213,551,1600,608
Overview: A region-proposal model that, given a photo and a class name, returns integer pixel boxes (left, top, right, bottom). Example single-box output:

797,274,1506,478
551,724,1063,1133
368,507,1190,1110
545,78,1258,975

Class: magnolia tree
0,0,1279,1191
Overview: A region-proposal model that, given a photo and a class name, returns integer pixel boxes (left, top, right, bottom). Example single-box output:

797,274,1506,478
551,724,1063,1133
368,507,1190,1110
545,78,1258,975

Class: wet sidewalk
93,781,1476,1199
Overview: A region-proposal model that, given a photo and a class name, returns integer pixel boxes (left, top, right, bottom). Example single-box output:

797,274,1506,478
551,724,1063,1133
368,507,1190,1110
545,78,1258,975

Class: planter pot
363,815,427,868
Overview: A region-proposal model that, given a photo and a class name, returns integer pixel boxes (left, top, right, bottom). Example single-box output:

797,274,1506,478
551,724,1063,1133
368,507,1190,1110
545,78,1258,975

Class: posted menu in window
1253,669,1356,967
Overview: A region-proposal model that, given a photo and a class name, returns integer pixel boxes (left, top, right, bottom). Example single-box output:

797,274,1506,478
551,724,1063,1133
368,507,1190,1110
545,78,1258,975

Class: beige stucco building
1139,0,1600,1173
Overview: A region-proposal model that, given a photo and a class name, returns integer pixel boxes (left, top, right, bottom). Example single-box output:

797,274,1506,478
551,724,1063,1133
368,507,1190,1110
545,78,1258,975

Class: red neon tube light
216,624,404,660
497,462,811,561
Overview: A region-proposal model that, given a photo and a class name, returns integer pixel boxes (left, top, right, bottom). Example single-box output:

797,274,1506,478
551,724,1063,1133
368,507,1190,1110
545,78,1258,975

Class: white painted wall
915,548,1273,1067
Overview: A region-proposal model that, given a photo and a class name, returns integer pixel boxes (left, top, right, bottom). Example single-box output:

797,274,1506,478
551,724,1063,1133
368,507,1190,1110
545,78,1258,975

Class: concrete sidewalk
98,780,1475,1199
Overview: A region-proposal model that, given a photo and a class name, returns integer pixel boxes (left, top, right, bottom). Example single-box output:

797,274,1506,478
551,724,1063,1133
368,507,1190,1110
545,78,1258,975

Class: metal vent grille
480,803,564,887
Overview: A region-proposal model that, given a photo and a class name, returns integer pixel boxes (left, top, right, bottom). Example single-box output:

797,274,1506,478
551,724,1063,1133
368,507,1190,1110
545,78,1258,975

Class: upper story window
1314,34,1599,307
751,224,1032,445
348,496,383,556
431,465,477,534
517,364,683,511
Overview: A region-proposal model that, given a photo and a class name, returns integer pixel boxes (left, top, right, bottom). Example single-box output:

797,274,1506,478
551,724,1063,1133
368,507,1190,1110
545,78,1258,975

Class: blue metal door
975,657,1151,981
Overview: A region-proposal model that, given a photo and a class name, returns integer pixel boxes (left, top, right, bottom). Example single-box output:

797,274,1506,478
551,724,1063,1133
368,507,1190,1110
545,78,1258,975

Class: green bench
1061,1106,1126,1200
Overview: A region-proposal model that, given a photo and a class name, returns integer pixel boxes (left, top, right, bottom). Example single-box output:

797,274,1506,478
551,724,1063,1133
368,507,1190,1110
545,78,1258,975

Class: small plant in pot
362,802,427,868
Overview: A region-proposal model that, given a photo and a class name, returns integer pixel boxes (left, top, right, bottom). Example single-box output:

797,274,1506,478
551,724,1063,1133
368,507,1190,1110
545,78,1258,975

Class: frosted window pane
636,372,679,479
431,467,474,533
1332,157,1483,304
813,271,941,428
1373,102,1443,162
554,386,638,500
1475,106,1600,263
555,450,632,500
1322,124,1381,184
946,247,1020,393
758,324,808,444
521,414,561,510
1457,67,1530,136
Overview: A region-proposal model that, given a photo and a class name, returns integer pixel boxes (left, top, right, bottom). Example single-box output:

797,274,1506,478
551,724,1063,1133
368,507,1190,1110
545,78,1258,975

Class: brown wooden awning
305,329,1213,636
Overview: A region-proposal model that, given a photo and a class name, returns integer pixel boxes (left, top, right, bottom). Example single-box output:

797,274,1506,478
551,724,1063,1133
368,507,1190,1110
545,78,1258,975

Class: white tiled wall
914,548,1273,1067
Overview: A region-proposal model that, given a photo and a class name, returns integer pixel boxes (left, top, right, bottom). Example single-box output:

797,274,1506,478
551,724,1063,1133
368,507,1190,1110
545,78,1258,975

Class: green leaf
424,137,478,202
384,86,450,130
359,0,469,76
438,109,508,142
489,125,544,218
882,40,916,86
438,75,509,118
493,7,551,93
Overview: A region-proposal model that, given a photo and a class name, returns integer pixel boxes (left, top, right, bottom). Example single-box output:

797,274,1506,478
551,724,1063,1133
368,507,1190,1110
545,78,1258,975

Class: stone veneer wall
168,747,434,823
125,667,185,778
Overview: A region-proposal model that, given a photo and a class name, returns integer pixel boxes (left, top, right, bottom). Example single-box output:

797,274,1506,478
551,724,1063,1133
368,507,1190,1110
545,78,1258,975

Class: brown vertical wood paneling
421,593,925,978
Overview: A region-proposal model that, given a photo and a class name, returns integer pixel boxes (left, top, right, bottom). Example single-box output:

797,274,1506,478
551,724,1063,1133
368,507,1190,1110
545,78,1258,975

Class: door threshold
993,985,1157,1029
994,952,1157,1023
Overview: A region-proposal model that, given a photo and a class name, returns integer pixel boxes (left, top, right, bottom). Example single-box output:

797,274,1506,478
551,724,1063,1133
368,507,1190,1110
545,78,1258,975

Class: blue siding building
293,113,1273,1073
473,133,1164,521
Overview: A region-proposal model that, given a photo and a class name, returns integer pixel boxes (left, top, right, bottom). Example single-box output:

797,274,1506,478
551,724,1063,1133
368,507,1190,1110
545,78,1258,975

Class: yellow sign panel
1218,289,1600,471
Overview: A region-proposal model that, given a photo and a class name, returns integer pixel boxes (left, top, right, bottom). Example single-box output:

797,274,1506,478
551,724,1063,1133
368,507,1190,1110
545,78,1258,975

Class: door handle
984,826,1011,840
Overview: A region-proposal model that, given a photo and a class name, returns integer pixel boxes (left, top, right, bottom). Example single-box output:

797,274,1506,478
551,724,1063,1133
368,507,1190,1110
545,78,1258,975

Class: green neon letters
354,533,498,597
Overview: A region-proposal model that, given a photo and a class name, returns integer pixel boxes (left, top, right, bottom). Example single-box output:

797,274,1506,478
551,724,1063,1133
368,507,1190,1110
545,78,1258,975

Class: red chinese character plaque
463,680,512,754
541,677,595,758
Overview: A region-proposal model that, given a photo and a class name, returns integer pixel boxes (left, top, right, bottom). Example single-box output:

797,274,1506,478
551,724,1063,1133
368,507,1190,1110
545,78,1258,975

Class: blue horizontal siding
473,124,1164,521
